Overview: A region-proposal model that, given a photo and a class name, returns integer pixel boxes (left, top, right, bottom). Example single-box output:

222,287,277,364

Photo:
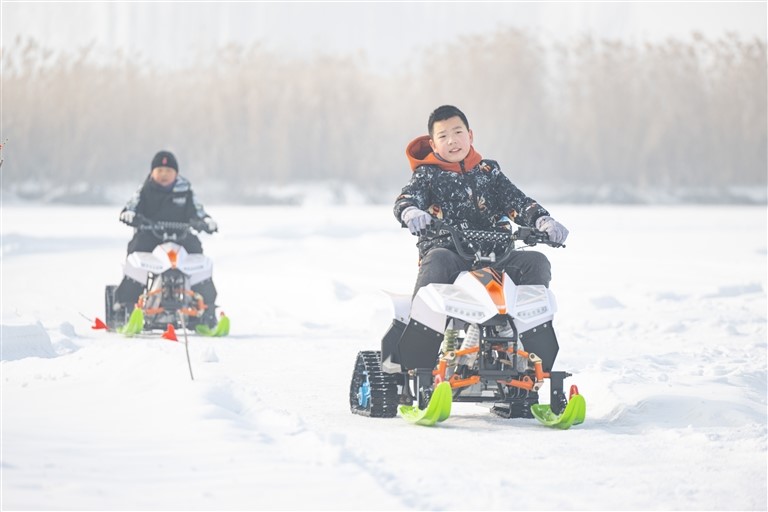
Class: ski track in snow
1,204,766,510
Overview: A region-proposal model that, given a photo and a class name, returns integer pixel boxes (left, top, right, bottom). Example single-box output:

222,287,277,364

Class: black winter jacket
122,175,209,224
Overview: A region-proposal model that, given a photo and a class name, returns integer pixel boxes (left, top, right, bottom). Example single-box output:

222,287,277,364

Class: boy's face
150,166,178,187
429,116,473,163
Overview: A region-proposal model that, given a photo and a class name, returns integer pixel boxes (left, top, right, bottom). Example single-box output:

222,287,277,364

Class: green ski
195,313,230,337
399,381,453,426
530,393,586,429
118,308,145,337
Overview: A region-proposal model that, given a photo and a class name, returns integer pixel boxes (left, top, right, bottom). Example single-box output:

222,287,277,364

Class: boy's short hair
428,105,470,137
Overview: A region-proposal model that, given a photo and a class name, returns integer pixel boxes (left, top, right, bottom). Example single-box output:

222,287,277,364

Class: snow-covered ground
2,204,766,510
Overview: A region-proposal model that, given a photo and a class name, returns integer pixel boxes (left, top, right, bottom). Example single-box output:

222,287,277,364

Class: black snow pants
412,247,551,297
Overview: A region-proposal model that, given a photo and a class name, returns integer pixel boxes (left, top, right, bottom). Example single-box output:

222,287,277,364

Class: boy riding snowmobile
348,105,584,427
106,150,226,336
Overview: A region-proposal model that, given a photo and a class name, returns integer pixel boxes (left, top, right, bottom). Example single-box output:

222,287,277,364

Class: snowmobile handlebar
428,219,564,266
134,214,203,241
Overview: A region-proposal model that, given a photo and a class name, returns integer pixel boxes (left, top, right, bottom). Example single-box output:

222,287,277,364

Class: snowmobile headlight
517,305,549,319
446,305,484,319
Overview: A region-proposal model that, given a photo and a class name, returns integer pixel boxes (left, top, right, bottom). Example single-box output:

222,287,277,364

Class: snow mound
607,395,764,429
1,318,57,361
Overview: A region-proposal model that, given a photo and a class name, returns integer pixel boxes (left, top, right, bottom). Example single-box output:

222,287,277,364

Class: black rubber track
349,351,399,418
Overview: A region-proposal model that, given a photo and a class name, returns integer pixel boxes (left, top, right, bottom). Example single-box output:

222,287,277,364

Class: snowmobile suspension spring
441,328,458,356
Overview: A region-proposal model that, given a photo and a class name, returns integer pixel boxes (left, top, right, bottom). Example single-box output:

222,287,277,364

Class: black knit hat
151,150,178,172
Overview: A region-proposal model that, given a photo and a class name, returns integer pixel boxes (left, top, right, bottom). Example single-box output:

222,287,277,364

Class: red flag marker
91,317,108,330
162,324,178,341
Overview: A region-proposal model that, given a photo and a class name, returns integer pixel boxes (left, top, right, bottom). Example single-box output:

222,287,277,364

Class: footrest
398,381,452,426
530,394,586,429
195,313,230,337
118,308,144,337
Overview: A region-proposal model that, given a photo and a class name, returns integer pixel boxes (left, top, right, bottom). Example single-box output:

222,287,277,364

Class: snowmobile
104,216,228,337
349,219,585,428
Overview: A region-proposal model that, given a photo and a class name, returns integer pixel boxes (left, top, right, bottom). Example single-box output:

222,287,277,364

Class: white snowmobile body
393,271,556,335
122,242,213,286
382,264,560,376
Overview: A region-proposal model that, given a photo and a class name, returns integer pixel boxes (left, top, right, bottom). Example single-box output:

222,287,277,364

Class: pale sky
3,2,766,71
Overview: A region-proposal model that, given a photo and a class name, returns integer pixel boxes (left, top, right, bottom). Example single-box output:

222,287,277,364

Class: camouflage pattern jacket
394,135,549,259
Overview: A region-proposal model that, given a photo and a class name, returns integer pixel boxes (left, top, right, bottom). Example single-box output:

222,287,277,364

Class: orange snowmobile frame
136,289,208,318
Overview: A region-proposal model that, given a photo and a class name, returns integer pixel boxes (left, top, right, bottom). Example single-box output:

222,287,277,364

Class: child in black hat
114,150,219,326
